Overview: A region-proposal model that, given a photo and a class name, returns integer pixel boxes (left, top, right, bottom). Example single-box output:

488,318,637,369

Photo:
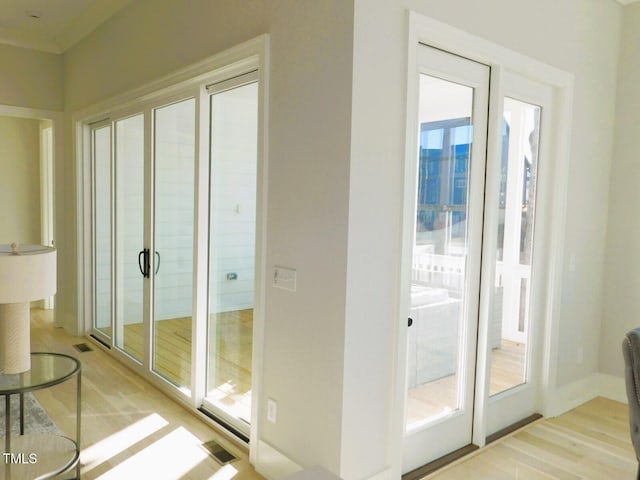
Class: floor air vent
73,343,93,352
201,440,237,464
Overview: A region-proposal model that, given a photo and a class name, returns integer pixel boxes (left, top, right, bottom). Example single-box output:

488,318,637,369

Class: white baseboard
544,373,628,418
252,441,395,480
596,373,627,404
363,467,394,480
544,375,599,418
253,376,627,479
254,440,302,480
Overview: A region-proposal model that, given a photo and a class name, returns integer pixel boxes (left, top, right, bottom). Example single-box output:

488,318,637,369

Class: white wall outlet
267,398,278,424
273,266,297,292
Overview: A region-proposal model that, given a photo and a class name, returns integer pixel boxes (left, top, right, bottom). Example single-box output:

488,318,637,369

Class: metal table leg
5,394,11,479
4,395,10,453
76,369,82,480
19,393,24,435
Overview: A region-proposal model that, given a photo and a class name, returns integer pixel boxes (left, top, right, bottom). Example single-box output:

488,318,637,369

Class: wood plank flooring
427,396,637,480
27,309,637,479
29,309,264,480
96,310,253,422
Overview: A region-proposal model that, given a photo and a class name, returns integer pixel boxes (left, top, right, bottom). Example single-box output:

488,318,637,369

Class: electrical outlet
273,267,296,292
267,398,278,424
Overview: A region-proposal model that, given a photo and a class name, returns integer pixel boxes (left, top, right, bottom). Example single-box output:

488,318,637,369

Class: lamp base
0,302,31,374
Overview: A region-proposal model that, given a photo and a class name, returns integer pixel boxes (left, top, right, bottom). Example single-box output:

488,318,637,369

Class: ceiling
0,0,132,53
0,0,638,54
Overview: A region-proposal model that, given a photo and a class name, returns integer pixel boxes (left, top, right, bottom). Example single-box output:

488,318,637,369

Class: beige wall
601,3,640,377
0,117,41,244
0,45,62,111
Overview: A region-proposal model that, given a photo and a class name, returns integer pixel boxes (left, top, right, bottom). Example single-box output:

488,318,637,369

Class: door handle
408,317,414,327
138,248,150,278
154,251,160,275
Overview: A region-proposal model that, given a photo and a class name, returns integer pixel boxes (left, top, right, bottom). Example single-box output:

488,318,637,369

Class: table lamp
0,243,56,374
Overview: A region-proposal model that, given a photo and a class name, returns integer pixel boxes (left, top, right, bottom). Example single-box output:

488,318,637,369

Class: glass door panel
407,75,473,428
93,125,112,339
152,98,196,390
403,44,489,473
114,114,145,361
205,81,258,428
489,97,541,396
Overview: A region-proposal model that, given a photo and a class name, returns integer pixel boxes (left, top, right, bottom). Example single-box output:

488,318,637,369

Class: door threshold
402,414,544,480
485,413,542,444
198,407,250,444
402,444,479,480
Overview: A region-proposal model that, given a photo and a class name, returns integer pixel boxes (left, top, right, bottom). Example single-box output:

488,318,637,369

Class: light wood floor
30,309,263,480
97,310,253,422
28,310,637,479
427,396,637,480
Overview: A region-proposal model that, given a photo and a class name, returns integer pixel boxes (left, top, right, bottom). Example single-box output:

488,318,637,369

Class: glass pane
489,97,541,396
153,98,196,390
115,114,144,361
406,74,474,429
206,82,258,425
93,126,112,339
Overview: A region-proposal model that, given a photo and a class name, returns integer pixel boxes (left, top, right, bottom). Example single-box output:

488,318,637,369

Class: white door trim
398,11,574,471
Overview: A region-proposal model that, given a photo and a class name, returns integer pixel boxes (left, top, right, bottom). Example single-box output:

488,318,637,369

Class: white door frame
40,122,55,309
397,12,574,469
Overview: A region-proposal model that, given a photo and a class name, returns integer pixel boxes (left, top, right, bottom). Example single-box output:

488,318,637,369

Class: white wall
0,117,41,244
601,3,640,377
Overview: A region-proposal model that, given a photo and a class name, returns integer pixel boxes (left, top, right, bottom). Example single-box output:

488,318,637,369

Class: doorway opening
0,112,56,312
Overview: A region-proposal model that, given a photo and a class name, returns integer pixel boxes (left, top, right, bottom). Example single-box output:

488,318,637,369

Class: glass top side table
1,352,81,480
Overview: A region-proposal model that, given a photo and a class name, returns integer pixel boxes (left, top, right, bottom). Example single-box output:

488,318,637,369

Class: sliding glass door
92,124,112,340
90,97,198,395
152,99,196,390
89,64,262,437
202,75,259,434
114,114,145,362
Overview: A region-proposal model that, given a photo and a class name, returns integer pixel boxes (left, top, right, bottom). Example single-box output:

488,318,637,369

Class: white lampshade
0,244,56,374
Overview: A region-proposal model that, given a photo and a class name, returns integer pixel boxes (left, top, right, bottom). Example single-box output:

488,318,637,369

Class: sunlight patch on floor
81,413,169,474
95,426,228,479
210,464,240,480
